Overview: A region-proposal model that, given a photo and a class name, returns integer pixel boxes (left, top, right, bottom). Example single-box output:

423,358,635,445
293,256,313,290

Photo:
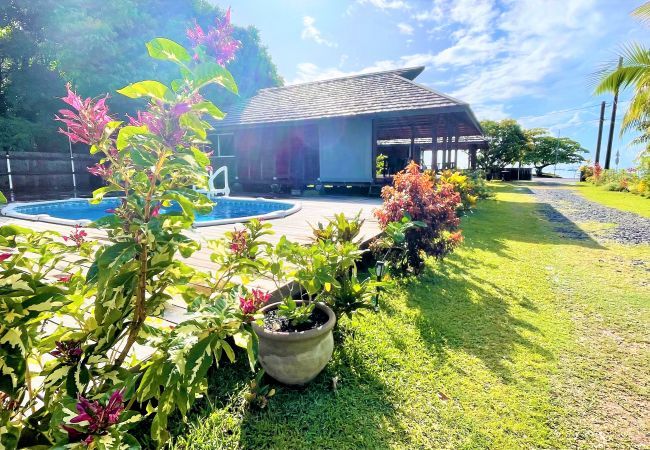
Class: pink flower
56,274,72,283
129,108,185,147
229,229,248,255
186,8,241,65
50,340,82,365
151,203,161,217
64,389,125,442
55,83,112,145
239,289,270,317
0,253,12,262
87,163,112,179
64,225,88,248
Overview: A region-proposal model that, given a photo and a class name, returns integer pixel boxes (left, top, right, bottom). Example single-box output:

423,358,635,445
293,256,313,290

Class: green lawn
574,182,650,218
170,184,649,449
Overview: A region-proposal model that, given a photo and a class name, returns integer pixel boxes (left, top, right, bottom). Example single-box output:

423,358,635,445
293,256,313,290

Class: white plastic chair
195,165,230,197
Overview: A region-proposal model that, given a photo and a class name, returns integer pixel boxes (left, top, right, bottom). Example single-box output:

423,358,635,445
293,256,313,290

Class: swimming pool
1,196,301,227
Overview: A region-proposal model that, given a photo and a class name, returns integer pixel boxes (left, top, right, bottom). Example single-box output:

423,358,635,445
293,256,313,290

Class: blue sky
224,0,647,169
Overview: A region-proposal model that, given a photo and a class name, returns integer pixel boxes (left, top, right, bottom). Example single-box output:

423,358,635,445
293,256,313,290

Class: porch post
453,126,460,169
371,119,378,181
431,117,438,172
409,125,414,162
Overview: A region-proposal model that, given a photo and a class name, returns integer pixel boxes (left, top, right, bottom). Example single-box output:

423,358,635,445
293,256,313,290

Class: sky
222,0,647,170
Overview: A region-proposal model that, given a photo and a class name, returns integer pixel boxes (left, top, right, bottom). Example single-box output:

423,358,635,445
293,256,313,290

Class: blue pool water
8,197,295,225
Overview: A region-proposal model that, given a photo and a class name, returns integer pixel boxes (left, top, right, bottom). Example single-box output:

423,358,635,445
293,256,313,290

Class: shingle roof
218,66,469,128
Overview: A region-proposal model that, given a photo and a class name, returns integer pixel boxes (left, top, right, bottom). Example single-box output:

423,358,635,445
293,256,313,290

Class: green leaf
185,336,213,384
129,147,157,167
179,113,209,140
190,101,225,120
117,125,148,150
0,191,6,204
191,62,238,94
146,37,191,63
90,186,121,204
117,80,172,101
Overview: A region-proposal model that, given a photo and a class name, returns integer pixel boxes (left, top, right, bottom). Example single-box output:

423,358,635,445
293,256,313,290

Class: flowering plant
0,11,265,449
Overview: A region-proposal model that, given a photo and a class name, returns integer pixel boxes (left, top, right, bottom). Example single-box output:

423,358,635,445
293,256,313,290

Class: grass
170,184,649,449
574,182,650,218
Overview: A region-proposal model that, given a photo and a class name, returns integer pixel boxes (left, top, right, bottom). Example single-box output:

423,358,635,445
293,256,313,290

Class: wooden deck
0,195,383,326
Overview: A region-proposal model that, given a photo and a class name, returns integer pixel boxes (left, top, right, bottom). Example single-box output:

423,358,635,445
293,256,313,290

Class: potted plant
252,214,370,385
252,298,336,385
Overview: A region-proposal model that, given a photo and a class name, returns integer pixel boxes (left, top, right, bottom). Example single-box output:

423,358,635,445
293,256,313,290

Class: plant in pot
252,239,339,385
252,213,372,385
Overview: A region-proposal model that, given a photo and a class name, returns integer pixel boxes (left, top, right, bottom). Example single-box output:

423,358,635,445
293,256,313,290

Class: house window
216,134,235,157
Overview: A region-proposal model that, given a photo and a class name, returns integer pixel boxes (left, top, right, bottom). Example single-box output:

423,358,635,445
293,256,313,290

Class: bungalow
211,66,486,191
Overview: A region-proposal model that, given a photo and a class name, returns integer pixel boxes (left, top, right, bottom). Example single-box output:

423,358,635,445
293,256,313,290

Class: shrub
0,14,262,449
374,162,462,274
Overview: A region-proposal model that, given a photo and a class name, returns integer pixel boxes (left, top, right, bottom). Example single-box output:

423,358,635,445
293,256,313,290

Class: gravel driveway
525,181,650,245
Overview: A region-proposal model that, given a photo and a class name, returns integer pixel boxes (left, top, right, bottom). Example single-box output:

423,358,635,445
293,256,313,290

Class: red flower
64,225,88,248
229,229,248,256
186,8,241,65
55,83,112,146
239,289,270,317
64,389,125,443
0,253,12,262
55,274,72,283
50,340,82,365
151,203,161,218
87,163,113,179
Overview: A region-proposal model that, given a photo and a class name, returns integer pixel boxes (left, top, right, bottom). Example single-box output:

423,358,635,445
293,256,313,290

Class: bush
374,162,462,274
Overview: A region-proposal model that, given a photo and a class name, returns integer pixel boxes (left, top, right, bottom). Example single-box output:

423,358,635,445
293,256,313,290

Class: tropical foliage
583,160,650,197
0,0,282,152
374,162,463,274
594,2,650,157
478,119,527,173
524,129,587,176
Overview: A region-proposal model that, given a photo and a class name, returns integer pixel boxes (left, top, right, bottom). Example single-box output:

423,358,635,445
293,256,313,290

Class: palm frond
632,1,650,24
594,42,650,94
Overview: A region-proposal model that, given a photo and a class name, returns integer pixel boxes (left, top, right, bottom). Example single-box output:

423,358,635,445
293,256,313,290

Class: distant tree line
0,0,283,152
479,119,588,176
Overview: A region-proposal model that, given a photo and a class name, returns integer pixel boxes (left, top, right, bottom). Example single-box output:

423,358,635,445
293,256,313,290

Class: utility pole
605,57,623,169
595,101,605,164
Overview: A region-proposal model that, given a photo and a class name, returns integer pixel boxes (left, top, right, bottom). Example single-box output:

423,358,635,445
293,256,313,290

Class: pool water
4,197,298,227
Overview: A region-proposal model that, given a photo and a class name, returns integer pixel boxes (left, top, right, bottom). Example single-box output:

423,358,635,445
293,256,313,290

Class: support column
431,118,438,172
409,125,415,162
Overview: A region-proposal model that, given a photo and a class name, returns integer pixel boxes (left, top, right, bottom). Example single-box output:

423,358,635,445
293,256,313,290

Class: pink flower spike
55,84,112,146
56,274,72,283
0,253,12,262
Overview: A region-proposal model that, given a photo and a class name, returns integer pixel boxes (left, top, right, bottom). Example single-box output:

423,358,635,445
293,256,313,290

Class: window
216,134,235,157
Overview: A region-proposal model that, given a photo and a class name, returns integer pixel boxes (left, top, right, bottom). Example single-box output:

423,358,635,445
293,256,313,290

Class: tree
478,119,527,173
594,3,650,154
524,131,587,176
0,0,282,152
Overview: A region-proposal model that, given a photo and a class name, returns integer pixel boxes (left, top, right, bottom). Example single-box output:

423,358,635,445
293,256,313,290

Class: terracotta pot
252,301,336,386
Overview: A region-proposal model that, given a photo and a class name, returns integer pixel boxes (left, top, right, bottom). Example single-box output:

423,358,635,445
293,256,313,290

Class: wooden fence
0,151,103,198
0,151,239,200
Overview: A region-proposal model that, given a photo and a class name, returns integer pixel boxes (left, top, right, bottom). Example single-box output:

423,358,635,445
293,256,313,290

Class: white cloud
397,22,414,35
301,16,337,47
294,0,608,123
357,0,410,10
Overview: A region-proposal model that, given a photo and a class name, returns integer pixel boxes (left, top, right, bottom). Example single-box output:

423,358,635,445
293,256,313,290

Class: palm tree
595,3,650,150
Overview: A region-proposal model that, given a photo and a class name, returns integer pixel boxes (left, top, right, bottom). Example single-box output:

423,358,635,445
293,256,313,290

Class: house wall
318,117,373,183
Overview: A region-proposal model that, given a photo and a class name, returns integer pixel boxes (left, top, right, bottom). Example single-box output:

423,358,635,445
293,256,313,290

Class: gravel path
526,184,650,245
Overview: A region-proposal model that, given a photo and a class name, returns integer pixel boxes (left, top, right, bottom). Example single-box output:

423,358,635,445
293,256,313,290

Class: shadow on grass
461,184,605,258
391,263,552,384
388,182,590,382
171,329,405,449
